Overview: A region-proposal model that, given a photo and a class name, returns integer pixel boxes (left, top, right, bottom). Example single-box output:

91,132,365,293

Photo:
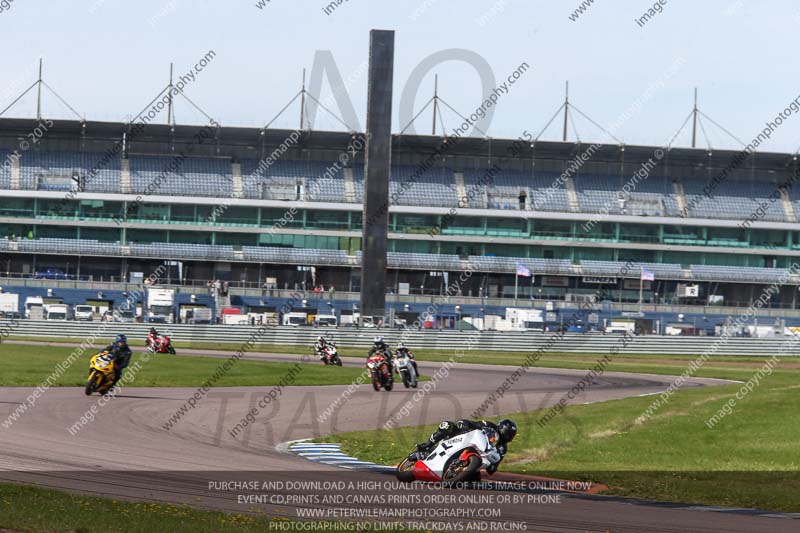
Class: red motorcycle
366,352,393,391
146,333,176,354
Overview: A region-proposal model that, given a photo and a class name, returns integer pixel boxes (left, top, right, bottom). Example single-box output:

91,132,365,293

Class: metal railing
2,320,798,356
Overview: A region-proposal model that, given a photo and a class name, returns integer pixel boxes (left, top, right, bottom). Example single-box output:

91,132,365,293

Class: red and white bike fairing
397,428,503,483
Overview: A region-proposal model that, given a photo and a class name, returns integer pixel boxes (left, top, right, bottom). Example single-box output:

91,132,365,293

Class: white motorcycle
396,428,503,483
393,351,418,388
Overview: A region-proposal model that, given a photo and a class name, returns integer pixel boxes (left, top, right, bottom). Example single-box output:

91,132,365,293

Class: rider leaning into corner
416,419,517,474
103,333,133,384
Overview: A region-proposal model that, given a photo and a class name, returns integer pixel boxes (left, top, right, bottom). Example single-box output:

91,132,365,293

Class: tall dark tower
360,30,395,324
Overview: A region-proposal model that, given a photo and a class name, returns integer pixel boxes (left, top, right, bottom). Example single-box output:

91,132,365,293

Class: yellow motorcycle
85,351,116,396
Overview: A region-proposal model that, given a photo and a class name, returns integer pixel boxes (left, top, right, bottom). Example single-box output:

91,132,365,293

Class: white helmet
317,336,324,342
374,336,383,344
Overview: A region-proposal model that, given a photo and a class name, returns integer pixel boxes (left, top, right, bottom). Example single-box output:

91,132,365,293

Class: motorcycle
85,351,117,396
396,428,503,484
319,344,342,366
366,352,393,391
147,334,176,354
393,351,418,388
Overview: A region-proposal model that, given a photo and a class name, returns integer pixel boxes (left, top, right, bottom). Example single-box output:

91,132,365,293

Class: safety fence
1,320,798,356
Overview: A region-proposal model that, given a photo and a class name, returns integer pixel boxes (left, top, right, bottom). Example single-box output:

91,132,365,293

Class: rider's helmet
497,419,517,443
115,333,128,346
150,327,157,335
374,336,383,345
317,335,324,343
397,342,406,351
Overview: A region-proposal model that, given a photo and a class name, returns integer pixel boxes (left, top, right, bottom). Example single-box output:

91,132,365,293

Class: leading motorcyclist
103,333,132,385
393,342,419,376
415,419,517,474
367,336,393,377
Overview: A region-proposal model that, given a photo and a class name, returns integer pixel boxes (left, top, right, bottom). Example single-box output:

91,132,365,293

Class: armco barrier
1,320,798,356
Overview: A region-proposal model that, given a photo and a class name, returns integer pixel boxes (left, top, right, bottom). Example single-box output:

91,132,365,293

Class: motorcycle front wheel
395,456,416,482
371,372,381,391
333,356,342,366
402,372,411,388
84,371,100,396
168,345,176,354
442,454,482,484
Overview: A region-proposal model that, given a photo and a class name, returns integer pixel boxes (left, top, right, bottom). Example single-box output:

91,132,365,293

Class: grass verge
317,358,800,512
0,344,375,387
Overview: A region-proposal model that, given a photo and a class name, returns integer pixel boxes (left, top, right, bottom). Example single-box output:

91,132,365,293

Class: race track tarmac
0,349,794,532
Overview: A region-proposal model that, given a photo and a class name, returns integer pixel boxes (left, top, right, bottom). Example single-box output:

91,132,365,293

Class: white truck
313,314,338,327
495,308,544,331
24,296,44,319
146,288,175,323
282,311,308,326
0,293,20,318
45,304,72,321
74,304,94,321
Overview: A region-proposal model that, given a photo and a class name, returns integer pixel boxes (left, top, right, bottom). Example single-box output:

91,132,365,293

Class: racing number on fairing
438,442,454,457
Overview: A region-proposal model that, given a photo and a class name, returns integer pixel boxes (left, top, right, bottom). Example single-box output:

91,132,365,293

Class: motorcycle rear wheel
442,454,482,484
395,456,416,482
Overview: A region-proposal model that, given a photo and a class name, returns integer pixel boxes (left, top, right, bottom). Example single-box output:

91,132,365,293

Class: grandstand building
1,117,800,327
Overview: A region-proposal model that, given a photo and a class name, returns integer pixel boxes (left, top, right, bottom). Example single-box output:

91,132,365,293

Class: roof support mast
300,68,307,129
691,88,698,148
562,81,569,142
432,75,439,135
36,58,43,120
167,63,175,125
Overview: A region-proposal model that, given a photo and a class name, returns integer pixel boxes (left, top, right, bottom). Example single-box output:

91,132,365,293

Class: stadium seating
580,260,684,279
689,264,793,283
682,179,786,222
390,166,459,207
240,159,346,202
2,150,793,224
18,151,122,193
460,169,571,212
470,256,574,275
129,155,232,197
573,175,678,217
0,150,12,189
14,237,121,255
4,235,800,286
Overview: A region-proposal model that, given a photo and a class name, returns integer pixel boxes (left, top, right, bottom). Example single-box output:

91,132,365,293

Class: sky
0,0,798,153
